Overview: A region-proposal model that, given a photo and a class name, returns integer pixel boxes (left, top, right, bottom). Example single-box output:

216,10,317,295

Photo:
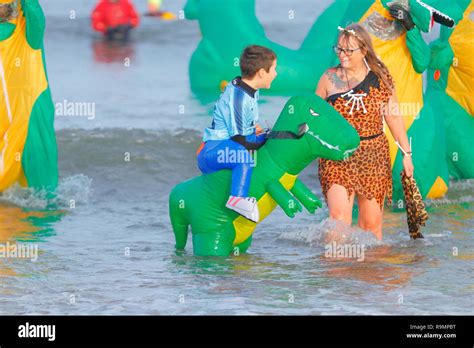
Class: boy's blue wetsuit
197,77,267,197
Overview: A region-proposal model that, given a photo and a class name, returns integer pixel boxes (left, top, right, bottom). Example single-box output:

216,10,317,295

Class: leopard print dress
318,70,393,210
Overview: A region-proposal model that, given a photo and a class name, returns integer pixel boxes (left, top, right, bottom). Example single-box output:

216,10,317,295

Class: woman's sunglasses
333,46,361,56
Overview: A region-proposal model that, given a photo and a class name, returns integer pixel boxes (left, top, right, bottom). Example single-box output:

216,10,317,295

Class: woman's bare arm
384,90,411,153
384,89,414,176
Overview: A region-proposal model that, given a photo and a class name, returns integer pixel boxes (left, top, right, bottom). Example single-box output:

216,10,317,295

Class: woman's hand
402,155,414,178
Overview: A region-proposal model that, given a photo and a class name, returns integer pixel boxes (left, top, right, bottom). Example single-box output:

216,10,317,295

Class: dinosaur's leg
406,29,431,73
22,89,58,192
192,224,235,257
169,188,189,250
170,218,189,251
234,235,253,254
444,96,474,179
266,180,302,218
290,178,322,214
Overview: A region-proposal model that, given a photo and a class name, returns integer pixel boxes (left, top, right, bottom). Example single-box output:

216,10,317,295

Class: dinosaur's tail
169,185,189,250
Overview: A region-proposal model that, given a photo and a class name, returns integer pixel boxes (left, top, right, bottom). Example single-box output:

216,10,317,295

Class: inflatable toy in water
0,0,58,192
145,0,176,20
169,95,360,256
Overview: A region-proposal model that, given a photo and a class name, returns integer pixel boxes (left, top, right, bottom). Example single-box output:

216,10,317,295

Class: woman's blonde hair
337,23,394,91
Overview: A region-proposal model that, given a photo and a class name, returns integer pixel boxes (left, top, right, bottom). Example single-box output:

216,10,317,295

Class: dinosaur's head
382,0,464,32
266,95,360,169
410,0,464,31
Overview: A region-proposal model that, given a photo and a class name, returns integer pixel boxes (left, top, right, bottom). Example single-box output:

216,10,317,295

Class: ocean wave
0,174,92,210
57,127,202,175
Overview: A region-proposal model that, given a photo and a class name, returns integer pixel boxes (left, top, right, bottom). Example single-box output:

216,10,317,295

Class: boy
197,45,277,222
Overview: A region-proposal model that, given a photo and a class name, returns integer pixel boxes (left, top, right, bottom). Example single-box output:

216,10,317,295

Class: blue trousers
197,136,264,197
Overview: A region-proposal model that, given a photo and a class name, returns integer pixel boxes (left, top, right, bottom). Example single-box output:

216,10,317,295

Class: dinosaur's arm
173,223,189,250
266,179,302,218
388,2,430,73
290,178,322,214
22,0,45,49
406,28,431,73
428,40,454,70
428,27,455,70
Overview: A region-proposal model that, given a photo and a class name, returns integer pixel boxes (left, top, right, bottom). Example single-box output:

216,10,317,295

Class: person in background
0,0,58,193
145,0,176,20
147,0,162,15
91,0,140,42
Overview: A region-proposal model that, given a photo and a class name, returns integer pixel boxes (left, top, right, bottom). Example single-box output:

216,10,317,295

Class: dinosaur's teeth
417,0,453,22
307,131,341,152
417,0,455,28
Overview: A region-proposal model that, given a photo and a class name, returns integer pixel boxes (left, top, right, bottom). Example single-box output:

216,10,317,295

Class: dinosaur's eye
310,108,319,116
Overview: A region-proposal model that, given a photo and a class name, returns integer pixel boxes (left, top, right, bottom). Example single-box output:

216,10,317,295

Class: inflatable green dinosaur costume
169,95,360,256
0,0,58,192
360,0,464,202
424,0,474,180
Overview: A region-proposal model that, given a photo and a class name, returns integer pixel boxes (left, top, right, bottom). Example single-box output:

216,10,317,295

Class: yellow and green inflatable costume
0,0,57,192
426,0,474,179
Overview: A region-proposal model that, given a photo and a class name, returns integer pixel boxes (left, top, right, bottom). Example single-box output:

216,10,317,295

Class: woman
315,24,414,240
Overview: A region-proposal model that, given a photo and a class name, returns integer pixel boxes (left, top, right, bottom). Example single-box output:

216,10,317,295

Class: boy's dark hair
240,45,276,78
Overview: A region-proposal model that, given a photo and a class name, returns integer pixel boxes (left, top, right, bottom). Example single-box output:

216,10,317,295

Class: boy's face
258,59,277,89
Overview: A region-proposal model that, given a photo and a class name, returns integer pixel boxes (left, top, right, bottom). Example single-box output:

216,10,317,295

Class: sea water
0,0,472,315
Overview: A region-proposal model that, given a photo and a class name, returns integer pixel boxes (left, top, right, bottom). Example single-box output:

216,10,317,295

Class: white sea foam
278,218,383,248
0,174,92,210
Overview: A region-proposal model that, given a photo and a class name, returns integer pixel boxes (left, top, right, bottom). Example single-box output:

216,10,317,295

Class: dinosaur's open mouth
416,0,455,28
307,130,340,151
343,147,358,160
307,130,358,159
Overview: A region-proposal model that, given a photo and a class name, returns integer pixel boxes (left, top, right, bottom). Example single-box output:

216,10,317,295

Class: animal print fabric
318,71,393,210
400,170,428,239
